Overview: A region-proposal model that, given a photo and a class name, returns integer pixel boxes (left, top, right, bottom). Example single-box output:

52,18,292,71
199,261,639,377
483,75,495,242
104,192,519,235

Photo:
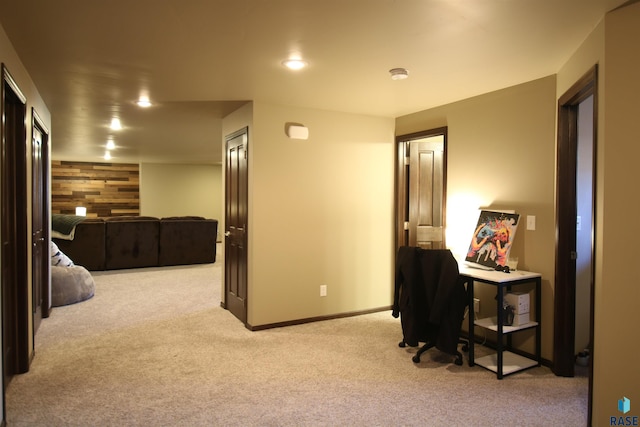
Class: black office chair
393,247,469,366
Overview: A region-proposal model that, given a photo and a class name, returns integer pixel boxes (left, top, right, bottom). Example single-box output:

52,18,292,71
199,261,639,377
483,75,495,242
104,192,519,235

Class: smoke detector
389,68,409,80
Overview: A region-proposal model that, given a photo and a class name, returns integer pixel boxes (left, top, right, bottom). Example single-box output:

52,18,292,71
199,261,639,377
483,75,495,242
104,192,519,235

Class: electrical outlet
320,285,327,297
473,298,480,313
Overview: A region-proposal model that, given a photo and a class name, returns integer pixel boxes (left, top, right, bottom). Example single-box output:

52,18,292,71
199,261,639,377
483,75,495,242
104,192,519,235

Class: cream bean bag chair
51,242,95,307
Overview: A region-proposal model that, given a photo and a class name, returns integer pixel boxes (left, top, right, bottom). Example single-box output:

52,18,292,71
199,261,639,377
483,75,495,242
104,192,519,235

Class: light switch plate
526,215,536,231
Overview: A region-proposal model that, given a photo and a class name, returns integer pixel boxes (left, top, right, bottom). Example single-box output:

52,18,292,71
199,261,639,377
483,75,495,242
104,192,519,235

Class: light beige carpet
6,257,588,426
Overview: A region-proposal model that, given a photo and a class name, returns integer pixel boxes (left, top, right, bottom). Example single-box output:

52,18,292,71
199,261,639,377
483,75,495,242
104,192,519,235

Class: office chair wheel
399,341,406,348
412,354,421,363
461,343,469,352
454,357,463,366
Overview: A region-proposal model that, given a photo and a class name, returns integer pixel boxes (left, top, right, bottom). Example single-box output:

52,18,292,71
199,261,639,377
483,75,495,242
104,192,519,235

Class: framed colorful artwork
465,210,520,269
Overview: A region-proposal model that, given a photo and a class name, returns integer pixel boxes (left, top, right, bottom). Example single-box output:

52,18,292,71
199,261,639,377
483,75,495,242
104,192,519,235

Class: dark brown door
555,66,597,426
32,112,51,333
2,65,30,387
396,128,447,250
224,128,248,325
554,66,597,379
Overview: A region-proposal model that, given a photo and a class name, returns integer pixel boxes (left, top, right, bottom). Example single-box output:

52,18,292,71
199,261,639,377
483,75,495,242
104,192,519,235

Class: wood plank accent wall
51,161,140,218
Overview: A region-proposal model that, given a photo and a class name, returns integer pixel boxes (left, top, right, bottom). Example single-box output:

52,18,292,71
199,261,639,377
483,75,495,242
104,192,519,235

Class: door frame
554,65,597,422
31,108,51,325
1,64,31,385
395,127,448,252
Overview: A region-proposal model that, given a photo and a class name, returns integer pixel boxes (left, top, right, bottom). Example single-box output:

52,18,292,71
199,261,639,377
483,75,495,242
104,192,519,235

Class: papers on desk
463,261,493,271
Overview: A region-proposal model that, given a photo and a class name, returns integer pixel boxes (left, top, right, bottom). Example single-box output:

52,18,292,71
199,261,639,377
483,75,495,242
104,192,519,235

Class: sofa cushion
105,215,159,222
161,216,205,221
105,217,160,269
159,218,218,266
52,218,106,271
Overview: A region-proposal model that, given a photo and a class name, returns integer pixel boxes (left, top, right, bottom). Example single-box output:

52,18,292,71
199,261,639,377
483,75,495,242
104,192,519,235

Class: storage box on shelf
505,291,530,312
505,291,531,326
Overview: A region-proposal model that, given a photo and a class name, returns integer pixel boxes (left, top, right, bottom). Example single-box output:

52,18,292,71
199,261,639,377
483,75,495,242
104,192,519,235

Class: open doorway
554,66,597,423
395,127,448,252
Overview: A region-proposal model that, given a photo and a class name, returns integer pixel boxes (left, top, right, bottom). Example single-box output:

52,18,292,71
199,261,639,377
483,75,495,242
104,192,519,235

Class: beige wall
140,163,222,225
396,76,557,358
224,102,396,327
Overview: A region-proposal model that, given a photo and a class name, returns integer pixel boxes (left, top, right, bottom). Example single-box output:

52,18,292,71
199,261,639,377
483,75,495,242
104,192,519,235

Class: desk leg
468,278,475,366
536,277,542,366
496,284,504,379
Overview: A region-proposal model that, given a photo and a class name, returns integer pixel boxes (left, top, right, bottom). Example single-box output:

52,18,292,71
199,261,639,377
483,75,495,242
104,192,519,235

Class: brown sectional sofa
52,215,218,271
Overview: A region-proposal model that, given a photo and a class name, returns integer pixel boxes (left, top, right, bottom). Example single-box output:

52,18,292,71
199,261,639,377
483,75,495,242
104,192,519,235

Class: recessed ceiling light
106,139,116,150
110,118,122,130
104,151,112,160
137,96,152,107
282,59,308,70
389,68,409,80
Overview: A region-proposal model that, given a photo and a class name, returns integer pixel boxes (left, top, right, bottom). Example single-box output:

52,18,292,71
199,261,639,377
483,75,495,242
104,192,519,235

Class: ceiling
0,0,628,164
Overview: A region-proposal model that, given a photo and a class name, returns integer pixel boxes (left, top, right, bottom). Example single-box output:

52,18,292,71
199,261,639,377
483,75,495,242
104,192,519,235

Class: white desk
460,264,542,379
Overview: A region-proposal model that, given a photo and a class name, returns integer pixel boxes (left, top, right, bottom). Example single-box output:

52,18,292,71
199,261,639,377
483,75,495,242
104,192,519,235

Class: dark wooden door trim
394,127,448,252
2,64,31,387
554,65,597,423
32,108,51,323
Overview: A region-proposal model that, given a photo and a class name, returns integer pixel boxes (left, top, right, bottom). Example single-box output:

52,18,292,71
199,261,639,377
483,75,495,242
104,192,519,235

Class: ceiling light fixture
110,118,122,130
104,151,112,160
106,139,116,150
389,68,409,80
136,96,152,107
282,58,308,70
